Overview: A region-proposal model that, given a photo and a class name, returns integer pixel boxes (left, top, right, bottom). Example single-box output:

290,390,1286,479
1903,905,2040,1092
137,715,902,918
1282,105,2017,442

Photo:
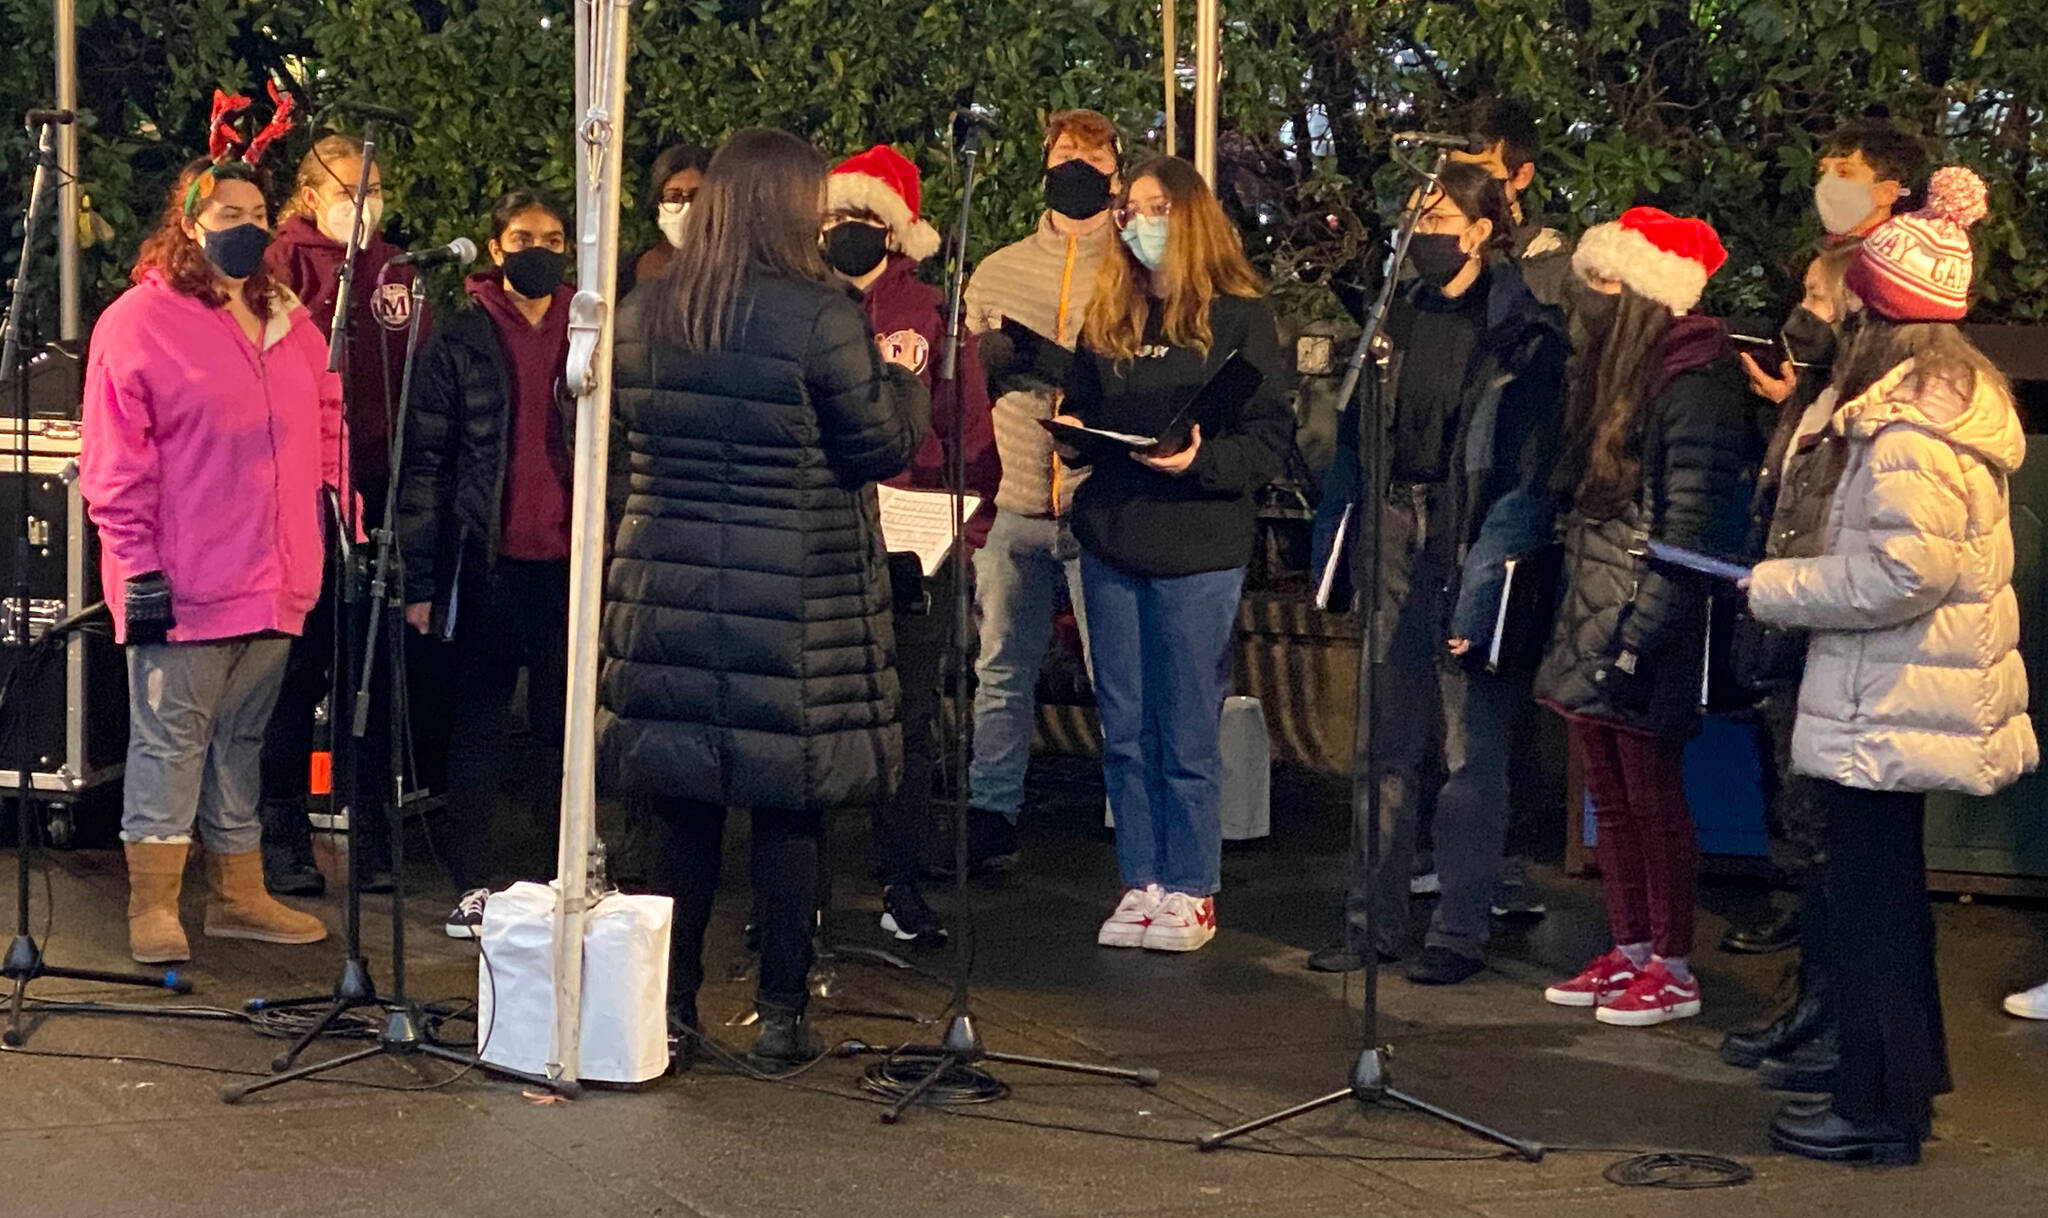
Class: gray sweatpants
121,637,292,854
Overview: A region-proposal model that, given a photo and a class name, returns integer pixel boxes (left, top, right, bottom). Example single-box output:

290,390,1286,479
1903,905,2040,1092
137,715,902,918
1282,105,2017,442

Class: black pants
259,477,393,855
432,557,569,892
648,797,822,1014
873,559,956,888
1818,781,1950,1129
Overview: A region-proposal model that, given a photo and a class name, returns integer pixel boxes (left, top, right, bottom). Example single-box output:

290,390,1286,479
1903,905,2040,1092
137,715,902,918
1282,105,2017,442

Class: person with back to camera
1746,168,2035,1164
1051,155,1293,954
603,129,930,1069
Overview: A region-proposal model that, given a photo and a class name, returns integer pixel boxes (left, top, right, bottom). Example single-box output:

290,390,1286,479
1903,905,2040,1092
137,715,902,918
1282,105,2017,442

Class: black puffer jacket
598,273,932,812
396,299,572,619
1536,324,1761,737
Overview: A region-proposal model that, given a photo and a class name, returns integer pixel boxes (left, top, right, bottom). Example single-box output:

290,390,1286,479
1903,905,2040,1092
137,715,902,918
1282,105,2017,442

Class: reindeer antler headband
185,81,296,215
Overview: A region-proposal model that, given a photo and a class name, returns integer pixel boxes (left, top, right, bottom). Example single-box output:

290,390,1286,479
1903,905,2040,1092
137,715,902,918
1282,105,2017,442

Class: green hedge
3,0,2042,327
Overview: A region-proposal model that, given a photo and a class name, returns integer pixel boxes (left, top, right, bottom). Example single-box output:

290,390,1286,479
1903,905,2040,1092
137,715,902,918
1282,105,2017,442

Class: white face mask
319,195,384,244
1814,175,1877,236
657,201,690,248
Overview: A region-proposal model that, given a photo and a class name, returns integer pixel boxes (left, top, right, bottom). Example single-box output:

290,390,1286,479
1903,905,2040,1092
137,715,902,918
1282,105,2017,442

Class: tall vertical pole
54,0,79,341
1161,0,1177,157
1194,0,1219,185
551,0,630,1089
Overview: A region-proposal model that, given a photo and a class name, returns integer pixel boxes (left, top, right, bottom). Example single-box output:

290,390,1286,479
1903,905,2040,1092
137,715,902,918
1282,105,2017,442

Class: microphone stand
854,120,1160,1123
1196,146,1542,1160
226,274,568,1101
4,115,207,1047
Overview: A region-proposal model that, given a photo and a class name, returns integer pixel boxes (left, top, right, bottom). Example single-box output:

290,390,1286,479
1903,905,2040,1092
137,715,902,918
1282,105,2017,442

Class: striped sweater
964,213,1115,516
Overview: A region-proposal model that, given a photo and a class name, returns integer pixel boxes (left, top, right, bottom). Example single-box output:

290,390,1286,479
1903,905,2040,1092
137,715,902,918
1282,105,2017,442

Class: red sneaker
1595,960,1702,1027
1543,949,1640,1008
1141,892,1216,952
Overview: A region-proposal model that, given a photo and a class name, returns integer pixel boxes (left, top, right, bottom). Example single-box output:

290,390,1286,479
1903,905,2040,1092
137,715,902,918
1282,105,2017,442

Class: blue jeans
969,509,1089,821
1082,554,1244,897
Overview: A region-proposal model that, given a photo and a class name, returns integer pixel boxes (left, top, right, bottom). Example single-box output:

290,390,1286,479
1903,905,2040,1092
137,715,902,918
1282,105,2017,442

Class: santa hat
1571,207,1728,314
1846,166,1987,323
828,145,941,263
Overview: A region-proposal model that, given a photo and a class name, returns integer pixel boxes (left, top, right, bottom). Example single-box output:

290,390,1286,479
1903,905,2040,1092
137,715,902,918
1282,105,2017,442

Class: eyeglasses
660,188,698,207
1112,199,1171,230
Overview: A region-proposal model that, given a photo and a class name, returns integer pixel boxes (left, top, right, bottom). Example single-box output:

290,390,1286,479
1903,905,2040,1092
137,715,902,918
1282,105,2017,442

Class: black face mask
823,222,889,278
1564,275,1620,339
1044,159,1112,220
200,223,272,281
1407,234,1472,289
501,247,568,299
1781,305,1837,368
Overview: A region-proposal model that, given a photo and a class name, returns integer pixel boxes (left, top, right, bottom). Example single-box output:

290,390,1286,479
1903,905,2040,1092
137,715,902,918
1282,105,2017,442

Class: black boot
257,800,325,897
353,802,396,895
748,1003,822,1072
1770,1101,1921,1165
667,998,702,1074
1720,965,1827,1068
1759,1026,1840,1093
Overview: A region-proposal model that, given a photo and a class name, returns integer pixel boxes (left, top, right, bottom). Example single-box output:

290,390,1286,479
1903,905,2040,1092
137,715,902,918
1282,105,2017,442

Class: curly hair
132,158,282,317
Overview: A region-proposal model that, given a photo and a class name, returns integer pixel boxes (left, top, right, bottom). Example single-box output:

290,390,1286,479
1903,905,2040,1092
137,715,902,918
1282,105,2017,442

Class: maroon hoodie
857,255,1001,550
265,215,430,482
467,270,575,563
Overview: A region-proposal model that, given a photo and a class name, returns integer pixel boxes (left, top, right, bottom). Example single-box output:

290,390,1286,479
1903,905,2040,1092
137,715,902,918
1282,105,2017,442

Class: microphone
949,105,1001,152
1391,130,1488,153
388,237,478,269
325,99,418,127
24,108,75,127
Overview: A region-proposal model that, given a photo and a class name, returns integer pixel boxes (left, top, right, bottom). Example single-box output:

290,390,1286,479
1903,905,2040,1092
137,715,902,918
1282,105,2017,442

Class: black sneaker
444,888,488,939
1406,945,1486,986
879,883,948,947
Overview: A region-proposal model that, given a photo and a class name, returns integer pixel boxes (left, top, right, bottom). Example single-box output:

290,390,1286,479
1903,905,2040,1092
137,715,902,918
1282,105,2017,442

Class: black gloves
1595,646,1653,713
124,571,175,646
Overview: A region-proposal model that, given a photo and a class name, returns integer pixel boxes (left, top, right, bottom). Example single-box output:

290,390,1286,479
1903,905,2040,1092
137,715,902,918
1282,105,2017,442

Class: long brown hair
1834,314,2011,412
1082,156,1261,365
658,128,831,351
132,158,281,317
1555,287,1674,517
283,134,368,221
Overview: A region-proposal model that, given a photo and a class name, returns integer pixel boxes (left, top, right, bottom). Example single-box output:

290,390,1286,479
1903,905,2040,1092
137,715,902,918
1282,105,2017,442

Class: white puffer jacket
1748,359,2038,796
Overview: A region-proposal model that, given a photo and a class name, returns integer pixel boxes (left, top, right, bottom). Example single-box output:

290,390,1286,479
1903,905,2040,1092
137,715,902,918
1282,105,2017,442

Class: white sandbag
476,880,673,1084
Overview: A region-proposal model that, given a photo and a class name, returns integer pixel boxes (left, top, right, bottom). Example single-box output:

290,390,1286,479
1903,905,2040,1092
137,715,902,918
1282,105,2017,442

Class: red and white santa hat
1571,207,1728,314
828,144,941,263
1846,166,1988,323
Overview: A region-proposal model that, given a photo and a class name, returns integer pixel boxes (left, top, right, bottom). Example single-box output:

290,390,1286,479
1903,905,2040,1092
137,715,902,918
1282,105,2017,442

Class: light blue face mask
1121,215,1169,271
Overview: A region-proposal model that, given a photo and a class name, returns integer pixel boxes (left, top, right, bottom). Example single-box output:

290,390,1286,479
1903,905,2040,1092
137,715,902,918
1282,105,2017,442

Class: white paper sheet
877,485,984,577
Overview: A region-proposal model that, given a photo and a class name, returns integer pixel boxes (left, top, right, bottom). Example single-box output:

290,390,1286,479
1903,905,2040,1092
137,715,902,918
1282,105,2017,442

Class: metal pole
54,0,79,342
550,0,630,1089
1162,0,1176,157
1194,0,1218,184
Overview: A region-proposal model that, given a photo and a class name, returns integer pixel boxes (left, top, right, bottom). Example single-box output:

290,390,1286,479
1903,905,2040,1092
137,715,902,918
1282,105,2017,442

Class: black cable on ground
1601,1151,1753,1189
856,1047,1008,1106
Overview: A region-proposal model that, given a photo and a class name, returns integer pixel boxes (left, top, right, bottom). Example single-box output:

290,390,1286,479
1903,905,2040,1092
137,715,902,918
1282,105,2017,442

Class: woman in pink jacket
79,157,341,965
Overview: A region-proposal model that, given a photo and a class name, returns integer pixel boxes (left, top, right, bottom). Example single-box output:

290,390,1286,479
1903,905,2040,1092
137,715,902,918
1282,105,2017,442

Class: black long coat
599,273,932,811
1536,352,1760,737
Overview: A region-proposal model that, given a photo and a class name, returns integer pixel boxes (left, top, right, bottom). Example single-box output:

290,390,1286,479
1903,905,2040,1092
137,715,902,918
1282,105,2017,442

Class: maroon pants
1574,719,1699,957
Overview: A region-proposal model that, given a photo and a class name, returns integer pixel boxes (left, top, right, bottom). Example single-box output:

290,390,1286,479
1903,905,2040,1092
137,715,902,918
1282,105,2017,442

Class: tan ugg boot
123,840,192,964
201,849,328,945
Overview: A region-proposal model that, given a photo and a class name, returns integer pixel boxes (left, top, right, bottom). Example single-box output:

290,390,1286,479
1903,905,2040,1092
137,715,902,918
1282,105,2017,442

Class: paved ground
4,756,2048,1218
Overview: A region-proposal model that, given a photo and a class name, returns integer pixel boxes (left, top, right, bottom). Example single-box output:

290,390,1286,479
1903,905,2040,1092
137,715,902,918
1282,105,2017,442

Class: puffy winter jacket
1748,360,2037,795
1536,338,1762,737
80,273,347,644
599,273,932,812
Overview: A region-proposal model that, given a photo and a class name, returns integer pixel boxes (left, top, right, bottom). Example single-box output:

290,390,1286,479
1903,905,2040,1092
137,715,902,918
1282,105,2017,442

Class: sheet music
1646,539,1752,583
877,486,984,577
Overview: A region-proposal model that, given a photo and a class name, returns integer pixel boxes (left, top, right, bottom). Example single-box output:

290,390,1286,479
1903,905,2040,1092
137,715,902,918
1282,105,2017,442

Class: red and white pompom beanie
1846,166,1988,323
827,144,941,263
1571,207,1729,314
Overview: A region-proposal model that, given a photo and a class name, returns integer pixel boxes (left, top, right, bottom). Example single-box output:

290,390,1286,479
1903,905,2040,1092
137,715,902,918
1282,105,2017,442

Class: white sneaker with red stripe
1543,948,1640,1008
1595,960,1702,1026
1098,884,1165,948
1141,892,1217,952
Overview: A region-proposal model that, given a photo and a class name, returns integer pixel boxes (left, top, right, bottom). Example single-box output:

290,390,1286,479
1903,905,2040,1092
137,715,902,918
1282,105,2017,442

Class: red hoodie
264,215,430,482
858,255,1001,550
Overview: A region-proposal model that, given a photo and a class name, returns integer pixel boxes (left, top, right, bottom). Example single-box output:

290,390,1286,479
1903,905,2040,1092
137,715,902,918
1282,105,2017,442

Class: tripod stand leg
269,995,353,1073
981,1050,1160,1087
221,1042,386,1104
1195,1087,1354,1151
414,1042,580,1098
1384,1087,1545,1162
879,1050,960,1125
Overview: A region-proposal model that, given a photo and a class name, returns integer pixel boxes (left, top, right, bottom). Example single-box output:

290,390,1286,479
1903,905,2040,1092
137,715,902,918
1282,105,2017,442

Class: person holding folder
1051,156,1292,953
